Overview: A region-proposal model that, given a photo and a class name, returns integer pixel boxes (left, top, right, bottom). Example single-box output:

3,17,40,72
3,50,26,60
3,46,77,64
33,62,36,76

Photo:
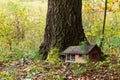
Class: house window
67,54,70,60
71,54,75,60
66,54,75,61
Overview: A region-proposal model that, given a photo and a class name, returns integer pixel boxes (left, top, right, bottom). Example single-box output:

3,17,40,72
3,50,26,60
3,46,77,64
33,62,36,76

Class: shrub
46,48,61,64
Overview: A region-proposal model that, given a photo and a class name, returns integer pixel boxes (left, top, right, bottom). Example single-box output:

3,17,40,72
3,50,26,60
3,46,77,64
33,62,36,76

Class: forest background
0,0,120,79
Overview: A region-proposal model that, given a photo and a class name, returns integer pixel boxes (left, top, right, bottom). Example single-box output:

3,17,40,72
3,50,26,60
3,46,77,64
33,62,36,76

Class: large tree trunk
39,0,87,60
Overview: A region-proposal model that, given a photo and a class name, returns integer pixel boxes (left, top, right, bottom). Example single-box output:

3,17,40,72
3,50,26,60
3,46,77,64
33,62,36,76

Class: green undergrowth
46,48,61,64
46,48,62,69
0,47,40,62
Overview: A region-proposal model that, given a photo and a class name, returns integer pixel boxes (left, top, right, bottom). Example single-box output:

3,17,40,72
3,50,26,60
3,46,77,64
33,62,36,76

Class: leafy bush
72,63,87,75
46,48,61,64
110,36,120,48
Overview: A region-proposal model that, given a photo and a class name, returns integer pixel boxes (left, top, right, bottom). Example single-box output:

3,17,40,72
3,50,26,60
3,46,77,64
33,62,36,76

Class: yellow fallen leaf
2,62,8,66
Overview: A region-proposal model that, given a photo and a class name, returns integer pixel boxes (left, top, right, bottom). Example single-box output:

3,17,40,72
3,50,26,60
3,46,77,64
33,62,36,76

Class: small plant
72,63,87,75
46,48,61,64
79,41,87,54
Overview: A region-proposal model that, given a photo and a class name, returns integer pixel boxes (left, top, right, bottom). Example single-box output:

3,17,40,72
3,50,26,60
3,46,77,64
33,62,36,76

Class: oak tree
39,0,87,59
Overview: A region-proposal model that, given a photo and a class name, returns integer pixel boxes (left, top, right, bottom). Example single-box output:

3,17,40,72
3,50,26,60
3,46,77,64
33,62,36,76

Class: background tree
100,0,107,48
39,0,87,59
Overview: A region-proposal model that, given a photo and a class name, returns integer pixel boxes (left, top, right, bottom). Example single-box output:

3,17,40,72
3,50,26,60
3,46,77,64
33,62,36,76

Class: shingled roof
61,44,98,55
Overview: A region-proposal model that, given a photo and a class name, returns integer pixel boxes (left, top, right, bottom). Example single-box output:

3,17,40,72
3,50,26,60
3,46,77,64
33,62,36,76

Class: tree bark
39,0,87,60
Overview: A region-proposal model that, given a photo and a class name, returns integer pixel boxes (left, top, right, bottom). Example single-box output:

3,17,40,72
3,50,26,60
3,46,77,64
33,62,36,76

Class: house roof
61,44,98,55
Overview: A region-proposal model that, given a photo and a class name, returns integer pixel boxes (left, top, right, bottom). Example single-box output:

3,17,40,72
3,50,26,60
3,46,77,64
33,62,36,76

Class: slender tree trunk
39,0,87,60
100,0,107,48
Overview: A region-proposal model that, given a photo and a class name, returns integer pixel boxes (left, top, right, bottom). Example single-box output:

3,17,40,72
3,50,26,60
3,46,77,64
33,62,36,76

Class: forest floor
0,55,120,80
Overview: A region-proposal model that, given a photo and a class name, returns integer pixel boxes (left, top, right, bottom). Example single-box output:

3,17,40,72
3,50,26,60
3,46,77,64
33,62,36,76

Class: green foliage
46,48,61,64
44,73,65,80
0,70,17,80
72,63,86,75
0,0,46,62
110,36,120,48
83,0,120,56
108,0,115,3
79,41,87,54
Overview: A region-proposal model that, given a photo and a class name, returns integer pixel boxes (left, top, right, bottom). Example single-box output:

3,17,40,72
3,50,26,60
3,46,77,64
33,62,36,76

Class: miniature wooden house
61,44,101,63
